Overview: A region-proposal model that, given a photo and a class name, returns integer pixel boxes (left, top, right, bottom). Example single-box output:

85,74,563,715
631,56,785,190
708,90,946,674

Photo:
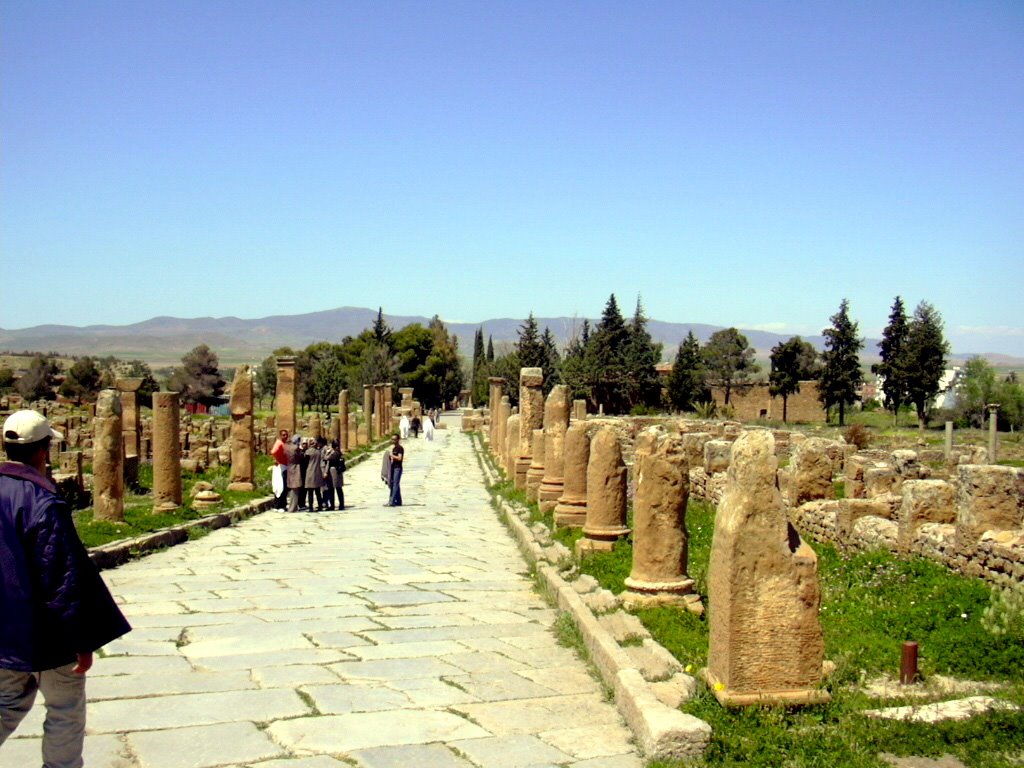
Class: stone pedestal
525,428,546,502
624,435,701,614
705,430,829,706
116,376,142,488
227,364,255,492
572,399,587,421
93,389,124,522
275,357,297,436
554,422,589,527
514,368,544,490
152,391,183,512
538,385,570,513
578,427,630,553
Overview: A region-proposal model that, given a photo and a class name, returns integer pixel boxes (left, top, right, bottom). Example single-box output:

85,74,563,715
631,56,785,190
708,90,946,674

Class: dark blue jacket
0,461,131,672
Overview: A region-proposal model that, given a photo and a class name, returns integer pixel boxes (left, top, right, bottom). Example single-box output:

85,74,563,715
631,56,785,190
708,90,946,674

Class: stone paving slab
5,421,643,766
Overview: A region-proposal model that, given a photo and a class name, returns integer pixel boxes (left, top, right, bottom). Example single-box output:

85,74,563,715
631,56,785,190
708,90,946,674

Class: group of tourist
398,412,435,441
270,430,346,512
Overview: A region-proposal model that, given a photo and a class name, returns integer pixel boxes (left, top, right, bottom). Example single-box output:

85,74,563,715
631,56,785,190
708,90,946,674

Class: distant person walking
270,429,290,509
410,415,421,439
423,415,435,441
0,409,131,768
322,440,346,510
304,438,325,512
399,414,410,440
385,434,404,507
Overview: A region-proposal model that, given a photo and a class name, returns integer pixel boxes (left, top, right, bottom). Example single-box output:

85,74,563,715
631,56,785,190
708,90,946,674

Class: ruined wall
710,381,826,423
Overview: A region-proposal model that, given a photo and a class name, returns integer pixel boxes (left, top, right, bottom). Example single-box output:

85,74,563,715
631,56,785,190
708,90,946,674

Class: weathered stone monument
538,385,570,513
488,377,505,447
309,412,323,440
578,426,630,553
554,421,590,527
514,368,544,490
504,413,521,480
705,430,829,706
339,389,350,451
92,389,124,522
275,357,297,435
227,364,255,492
116,377,142,487
572,398,587,422
152,391,183,512
624,433,701,613
363,385,373,442
525,428,546,502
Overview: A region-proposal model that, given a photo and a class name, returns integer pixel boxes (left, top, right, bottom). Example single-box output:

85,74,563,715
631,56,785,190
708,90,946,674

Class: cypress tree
667,331,709,412
818,299,863,426
624,297,662,410
586,294,630,413
904,301,950,432
873,296,910,425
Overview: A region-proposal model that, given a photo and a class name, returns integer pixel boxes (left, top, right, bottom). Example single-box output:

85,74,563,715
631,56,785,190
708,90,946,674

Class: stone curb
472,433,712,761
87,448,380,571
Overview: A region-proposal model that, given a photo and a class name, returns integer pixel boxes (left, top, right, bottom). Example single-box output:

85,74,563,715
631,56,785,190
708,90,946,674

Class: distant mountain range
1,307,1020,369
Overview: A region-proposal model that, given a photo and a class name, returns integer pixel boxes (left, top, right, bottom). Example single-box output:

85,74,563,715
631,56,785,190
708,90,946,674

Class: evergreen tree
486,335,494,362
702,328,758,405
372,307,393,348
904,301,950,431
168,344,226,407
516,313,545,369
769,336,819,422
540,327,562,394
818,299,863,426
559,320,592,404
59,356,103,404
624,297,662,410
586,294,630,413
872,296,911,425
667,331,709,412
472,328,485,370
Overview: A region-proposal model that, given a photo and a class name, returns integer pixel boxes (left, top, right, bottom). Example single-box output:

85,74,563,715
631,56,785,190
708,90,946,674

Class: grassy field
487,470,1024,768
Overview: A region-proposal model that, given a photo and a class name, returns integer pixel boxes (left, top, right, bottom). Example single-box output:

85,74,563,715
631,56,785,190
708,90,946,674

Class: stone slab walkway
4,418,643,768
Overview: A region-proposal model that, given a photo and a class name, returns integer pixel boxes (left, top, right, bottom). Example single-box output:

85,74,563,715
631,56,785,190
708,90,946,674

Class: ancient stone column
152,391,183,512
339,389,350,451
496,396,511,470
554,421,589,527
572,399,587,421
275,357,297,436
504,414,521,482
526,428,546,502
578,427,630,553
624,435,702,613
227,364,255,492
363,385,373,442
373,384,385,439
488,377,505,446
988,404,1000,463
384,383,394,436
116,376,142,488
309,412,323,440
400,387,414,410
514,368,544,490
944,421,953,461
92,389,124,522
348,413,358,449
538,385,570,513
705,430,829,706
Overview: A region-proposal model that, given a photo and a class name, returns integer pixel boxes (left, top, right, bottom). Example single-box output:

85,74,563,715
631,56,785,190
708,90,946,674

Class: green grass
488,480,1024,767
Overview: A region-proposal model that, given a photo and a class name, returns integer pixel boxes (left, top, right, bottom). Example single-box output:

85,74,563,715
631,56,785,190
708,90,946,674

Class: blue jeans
388,465,403,506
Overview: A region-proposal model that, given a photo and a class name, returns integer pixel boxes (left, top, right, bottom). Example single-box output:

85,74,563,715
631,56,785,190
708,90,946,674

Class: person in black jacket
0,409,131,767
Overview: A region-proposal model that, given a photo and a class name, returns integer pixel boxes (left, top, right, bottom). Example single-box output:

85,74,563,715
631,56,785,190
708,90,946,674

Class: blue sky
3,1,1022,355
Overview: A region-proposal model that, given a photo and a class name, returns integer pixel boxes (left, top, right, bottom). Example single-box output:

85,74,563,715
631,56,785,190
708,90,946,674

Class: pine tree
624,297,662,410
540,327,561,393
586,294,630,413
769,336,819,422
372,307,392,348
486,335,494,362
59,356,103,404
873,296,910,425
702,328,758,405
516,313,545,369
818,299,863,426
667,331,709,412
904,301,949,431
169,344,226,407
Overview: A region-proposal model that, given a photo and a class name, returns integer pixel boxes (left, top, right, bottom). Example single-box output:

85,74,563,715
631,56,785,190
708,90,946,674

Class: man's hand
72,652,93,674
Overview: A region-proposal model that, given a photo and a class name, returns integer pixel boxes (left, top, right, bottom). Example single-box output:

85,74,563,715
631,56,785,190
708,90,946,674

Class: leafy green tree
254,353,281,409
623,298,662,411
347,341,398,396
0,366,15,393
769,336,820,422
904,301,950,431
308,354,347,410
167,344,226,408
15,355,59,401
421,316,464,408
667,331,709,412
702,328,758,405
952,357,997,428
393,323,437,399
59,356,103,404
818,299,863,426
995,374,1024,431
872,296,911,425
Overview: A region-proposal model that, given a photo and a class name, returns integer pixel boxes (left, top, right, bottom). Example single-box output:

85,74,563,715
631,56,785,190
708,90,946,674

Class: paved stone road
4,419,643,768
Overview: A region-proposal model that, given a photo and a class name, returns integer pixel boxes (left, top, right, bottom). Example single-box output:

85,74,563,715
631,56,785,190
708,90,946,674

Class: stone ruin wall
710,381,826,423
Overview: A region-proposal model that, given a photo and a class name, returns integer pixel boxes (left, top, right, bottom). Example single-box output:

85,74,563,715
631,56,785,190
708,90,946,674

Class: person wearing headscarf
304,437,325,512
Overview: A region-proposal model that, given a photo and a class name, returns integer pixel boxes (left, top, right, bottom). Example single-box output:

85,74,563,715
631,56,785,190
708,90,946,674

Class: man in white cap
0,409,131,768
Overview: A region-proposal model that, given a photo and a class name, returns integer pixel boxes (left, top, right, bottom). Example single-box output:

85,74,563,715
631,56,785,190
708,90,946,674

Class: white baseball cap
3,410,64,444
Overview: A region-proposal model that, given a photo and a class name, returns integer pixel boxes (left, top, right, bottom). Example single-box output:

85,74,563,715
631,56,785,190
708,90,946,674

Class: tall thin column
538,385,570,513
384,383,394,436
514,368,544,490
578,426,630,553
227,364,255,492
275,357,297,436
153,391,183,512
116,376,142,488
988,404,1000,463
554,422,589,527
93,389,124,522
339,389,350,451
488,377,505,447
363,385,373,442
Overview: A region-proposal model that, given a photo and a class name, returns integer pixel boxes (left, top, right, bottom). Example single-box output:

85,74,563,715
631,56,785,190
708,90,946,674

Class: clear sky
3,1,1022,355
